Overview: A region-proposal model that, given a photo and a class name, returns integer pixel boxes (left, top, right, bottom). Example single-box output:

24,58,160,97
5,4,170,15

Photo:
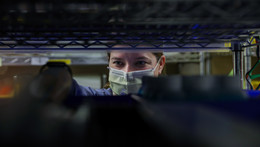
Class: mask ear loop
155,57,162,73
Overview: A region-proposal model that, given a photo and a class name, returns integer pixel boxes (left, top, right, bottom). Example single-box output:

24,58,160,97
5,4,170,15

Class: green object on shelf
246,43,260,90
228,69,233,76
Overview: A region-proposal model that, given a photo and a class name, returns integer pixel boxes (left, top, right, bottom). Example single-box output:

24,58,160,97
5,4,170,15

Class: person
70,50,166,96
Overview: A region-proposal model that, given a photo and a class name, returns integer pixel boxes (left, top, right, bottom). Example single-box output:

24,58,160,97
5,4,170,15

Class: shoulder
72,79,112,96
91,87,113,96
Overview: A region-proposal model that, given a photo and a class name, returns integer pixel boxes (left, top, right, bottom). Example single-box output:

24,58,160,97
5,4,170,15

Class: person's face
108,51,165,76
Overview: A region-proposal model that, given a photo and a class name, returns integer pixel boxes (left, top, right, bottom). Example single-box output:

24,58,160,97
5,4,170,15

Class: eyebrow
111,57,123,60
110,56,150,60
135,57,150,60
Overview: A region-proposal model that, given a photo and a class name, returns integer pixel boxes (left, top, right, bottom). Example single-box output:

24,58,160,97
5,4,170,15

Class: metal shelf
1,51,230,65
0,26,253,51
1,0,260,25
0,52,109,65
0,0,259,51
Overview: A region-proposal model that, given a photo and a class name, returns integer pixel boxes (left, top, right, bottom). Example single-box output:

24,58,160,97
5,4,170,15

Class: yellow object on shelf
250,36,257,44
48,59,71,65
224,42,231,47
251,81,260,90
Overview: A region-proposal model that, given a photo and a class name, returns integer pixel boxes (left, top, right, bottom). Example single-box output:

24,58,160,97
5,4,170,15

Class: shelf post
205,52,211,75
232,42,244,89
200,52,205,76
244,47,251,90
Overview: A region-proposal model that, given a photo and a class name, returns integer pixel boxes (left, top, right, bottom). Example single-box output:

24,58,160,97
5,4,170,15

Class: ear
158,55,166,74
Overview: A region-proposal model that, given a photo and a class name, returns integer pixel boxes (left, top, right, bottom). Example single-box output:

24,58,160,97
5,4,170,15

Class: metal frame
1,0,260,51
0,24,257,51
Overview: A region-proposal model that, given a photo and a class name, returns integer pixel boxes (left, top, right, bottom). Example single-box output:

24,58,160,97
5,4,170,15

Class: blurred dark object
1,66,260,146
141,75,246,102
0,61,81,146
138,76,260,147
30,61,73,104
140,75,184,102
138,100,260,147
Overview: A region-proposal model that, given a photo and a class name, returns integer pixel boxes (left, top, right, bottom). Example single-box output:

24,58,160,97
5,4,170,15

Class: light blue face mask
108,59,161,95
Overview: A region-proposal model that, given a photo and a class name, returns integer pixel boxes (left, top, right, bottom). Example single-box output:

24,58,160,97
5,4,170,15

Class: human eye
135,60,148,67
113,61,124,67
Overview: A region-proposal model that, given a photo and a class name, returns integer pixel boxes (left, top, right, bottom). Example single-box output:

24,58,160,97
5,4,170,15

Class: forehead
110,50,156,60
